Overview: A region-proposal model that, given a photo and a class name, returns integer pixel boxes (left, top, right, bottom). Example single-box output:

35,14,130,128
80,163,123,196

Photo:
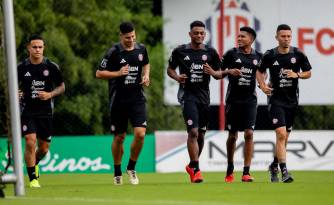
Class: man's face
121,31,136,48
28,40,44,59
276,30,292,48
189,26,206,45
237,31,253,48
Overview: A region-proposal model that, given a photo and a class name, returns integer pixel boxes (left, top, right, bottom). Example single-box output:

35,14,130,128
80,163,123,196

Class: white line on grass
6,196,242,205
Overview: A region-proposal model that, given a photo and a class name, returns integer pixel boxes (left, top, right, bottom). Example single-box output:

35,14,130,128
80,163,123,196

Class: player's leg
35,116,53,179
225,130,238,182
241,104,256,182
183,101,202,183
110,103,127,185
197,103,209,158
242,129,254,182
225,104,238,182
126,101,147,184
268,104,286,182
22,115,40,188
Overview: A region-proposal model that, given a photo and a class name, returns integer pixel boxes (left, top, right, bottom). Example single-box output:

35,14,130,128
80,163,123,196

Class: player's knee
25,138,36,150
134,132,145,142
244,130,253,141
188,128,199,139
114,134,126,144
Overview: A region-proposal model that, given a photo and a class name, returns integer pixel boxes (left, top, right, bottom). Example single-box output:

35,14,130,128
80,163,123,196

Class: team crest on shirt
138,54,143,61
111,125,115,132
43,69,49,76
290,57,296,64
272,118,278,124
202,54,207,61
187,119,193,126
253,59,258,65
22,125,27,132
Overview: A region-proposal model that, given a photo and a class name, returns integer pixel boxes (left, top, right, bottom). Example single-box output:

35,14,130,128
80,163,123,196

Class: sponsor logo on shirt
273,61,279,66
24,72,31,77
43,69,49,76
235,58,242,63
120,58,126,64
184,56,190,61
290,57,296,64
138,54,143,61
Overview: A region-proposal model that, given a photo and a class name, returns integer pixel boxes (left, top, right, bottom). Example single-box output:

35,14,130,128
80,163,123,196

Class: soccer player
257,24,312,183
209,27,262,183
96,22,150,185
167,20,221,183
18,34,65,188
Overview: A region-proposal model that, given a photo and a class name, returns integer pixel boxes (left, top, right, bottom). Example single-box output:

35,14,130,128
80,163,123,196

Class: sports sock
243,166,250,175
226,162,234,176
127,159,137,170
189,161,199,173
114,164,122,176
271,157,279,168
27,166,37,181
279,163,288,174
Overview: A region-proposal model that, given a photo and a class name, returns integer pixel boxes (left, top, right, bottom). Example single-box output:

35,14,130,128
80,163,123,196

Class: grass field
1,171,334,205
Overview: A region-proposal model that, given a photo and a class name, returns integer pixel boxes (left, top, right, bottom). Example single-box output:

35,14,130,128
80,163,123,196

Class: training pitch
2,171,334,205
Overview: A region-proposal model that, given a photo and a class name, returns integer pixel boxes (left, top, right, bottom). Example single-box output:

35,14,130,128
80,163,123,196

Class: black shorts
110,101,147,134
268,104,297,132
183,101,209,132
21,114,53,142
225,103,257,132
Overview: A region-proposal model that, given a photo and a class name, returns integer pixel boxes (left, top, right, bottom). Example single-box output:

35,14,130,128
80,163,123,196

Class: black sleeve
50,62,64,87
257,50,271,73
168,48,179,70
98,47,117,71
298,50,312,72
221,49,234,70
17,63,23,84
210,48,221,71
142,47,149,65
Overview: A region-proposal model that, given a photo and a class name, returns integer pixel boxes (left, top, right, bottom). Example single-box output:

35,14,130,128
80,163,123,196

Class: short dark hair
276,24,291,33
28,34,44,43
119,22,135,34
190,20,205,30
240,26,256,40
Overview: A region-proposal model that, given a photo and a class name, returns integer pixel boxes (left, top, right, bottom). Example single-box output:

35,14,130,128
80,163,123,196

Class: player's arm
38,82,65,100
285,70,311,79
256,70,272,96
96,64,129,79
167,67,187,84
203,63,223,79
140,63,150,87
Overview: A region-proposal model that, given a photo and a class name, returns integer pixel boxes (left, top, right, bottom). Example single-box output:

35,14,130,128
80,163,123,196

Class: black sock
35,153,46,165
114,164,122,176
271,157,279,168
243,166,250,175
226,162,234,176
27,166,37,181
189,161,199,173
127,159,137,170
279,163,287,174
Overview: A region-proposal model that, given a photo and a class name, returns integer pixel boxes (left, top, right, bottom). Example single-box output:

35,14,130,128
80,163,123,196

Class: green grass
1,171,334,205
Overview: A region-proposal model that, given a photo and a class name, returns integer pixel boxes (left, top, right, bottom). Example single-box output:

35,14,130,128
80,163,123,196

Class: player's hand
177,74,188,84
38,91,52,100
203,63,214,75
140,75,150,87
119,64,129,76
259,84,273,96
18,90,23,99
284,69,298,78
228,68,242,76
